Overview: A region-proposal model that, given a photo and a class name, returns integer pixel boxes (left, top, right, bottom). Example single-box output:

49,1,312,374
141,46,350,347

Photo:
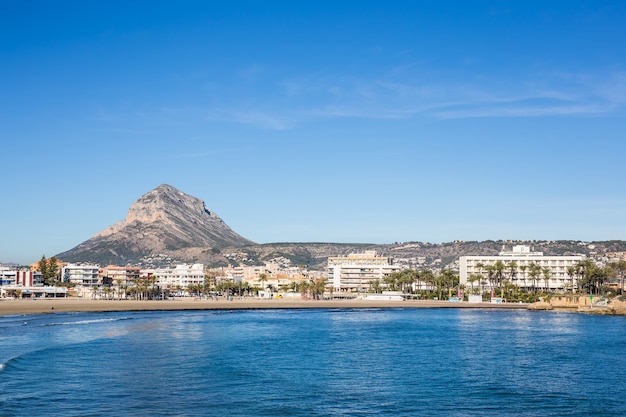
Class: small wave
42,316,133,327
0,354,26,373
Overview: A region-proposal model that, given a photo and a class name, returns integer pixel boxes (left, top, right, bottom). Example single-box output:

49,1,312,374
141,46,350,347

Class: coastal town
2,186,625,313
2,245,625,314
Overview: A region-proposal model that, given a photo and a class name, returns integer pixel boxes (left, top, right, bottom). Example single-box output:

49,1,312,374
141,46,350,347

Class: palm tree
441,269,459,300
503,281,518,301
259,273,268,291
312,278,327,300
484,264,496,294
474,262,484,289
418,270,436,296
103,286,114,300
493,260,506,291
542,267,551,292
519,265,527,288
299,280,310,299
467,274,480,295
383,272,399,291
369,279,381,293
528,262,541,294
575,259,595,294
566,265,577,294
399,270,417,294
115,279,124,300
507,261,518,283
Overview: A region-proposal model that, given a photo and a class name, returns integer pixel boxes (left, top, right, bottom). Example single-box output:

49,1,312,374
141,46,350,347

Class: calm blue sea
1,308,625,416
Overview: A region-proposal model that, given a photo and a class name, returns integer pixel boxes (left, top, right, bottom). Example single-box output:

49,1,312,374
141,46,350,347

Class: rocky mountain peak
124,184,217,225
57,184,254,265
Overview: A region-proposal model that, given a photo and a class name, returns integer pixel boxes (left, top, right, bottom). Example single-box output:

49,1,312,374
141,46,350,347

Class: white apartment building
62,263,100,286
459,245,584,291
1,267,42,286
328,251,401,292
147,264,206,289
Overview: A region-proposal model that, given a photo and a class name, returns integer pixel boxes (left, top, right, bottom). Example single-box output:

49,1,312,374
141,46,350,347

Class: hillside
160,239,626,270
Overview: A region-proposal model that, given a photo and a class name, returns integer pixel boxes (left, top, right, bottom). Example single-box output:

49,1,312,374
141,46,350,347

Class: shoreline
0,298,530,316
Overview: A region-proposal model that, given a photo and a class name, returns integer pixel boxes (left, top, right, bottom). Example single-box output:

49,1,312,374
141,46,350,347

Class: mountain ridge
55,185,626,269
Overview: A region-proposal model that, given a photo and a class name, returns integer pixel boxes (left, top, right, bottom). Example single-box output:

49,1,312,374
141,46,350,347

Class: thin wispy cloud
277,69,626,122
85,69,626,131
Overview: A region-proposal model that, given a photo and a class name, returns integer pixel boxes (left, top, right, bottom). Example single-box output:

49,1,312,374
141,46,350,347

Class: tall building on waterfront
327,251,400,292
459,245,583,291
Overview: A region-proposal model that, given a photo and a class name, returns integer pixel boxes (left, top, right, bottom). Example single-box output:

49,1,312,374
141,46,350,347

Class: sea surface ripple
1,308,625,416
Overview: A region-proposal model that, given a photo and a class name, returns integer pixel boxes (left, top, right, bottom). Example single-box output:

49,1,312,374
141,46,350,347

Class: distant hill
186,239,626,271
56,184,255,265
56,185,626,269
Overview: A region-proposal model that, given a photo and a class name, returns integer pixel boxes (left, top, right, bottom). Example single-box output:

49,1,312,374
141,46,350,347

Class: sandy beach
0,297,529,316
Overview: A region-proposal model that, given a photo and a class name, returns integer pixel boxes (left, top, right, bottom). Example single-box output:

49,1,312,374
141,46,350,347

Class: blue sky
2,1,626,264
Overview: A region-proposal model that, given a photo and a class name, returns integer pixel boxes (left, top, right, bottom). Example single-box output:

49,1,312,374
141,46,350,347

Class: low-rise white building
1,267,42,286
101,265,140,286
459,245,583,291
146,264,206,289
328,251,401,292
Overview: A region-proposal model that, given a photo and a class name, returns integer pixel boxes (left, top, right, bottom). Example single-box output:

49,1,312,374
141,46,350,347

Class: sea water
1,308,625,416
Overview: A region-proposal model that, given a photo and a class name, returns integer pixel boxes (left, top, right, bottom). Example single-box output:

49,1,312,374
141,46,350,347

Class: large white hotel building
459,245,584,291
328,251,401,292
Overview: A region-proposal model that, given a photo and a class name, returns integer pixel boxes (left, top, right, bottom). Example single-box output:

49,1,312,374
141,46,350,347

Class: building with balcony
146,264,206,289
328,251,401,292
101,265,141,286
0,267,42,287
459,245,584,292
62,263,100,286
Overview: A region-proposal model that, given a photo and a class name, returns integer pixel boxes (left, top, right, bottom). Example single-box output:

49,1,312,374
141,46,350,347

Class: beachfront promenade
0,298,529,316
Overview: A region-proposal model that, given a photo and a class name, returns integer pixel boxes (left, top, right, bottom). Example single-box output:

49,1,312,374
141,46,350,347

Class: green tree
567,265,577,294
299,280,310,299
259,273,268,290
528,262,542,294
542,267,551,292
48,257,59,284
38,256,49,283
519,265,527,286
398,270,417,294
436,269,459,300
507,261,518,283
493,260,506,290
467,274,481,295
609,260,626,296
311,278,327,300
369,279,381,294
484,264,496,293
417,270,435,295
575,259,596,294
115,279,124,300
383,272,400,291
38,255,60,286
